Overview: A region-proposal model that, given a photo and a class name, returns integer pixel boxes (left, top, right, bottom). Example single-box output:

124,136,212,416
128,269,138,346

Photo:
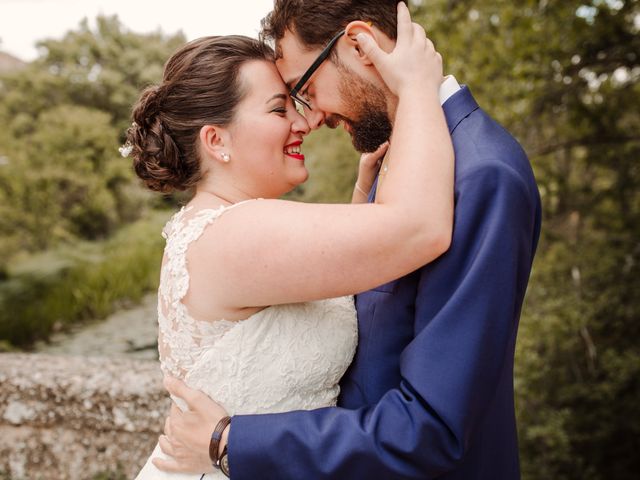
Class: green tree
2,106,124,249
0,16,185,264
0,15,186,131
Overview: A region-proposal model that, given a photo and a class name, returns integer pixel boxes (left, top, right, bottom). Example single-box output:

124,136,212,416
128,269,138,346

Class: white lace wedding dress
136,202,358,479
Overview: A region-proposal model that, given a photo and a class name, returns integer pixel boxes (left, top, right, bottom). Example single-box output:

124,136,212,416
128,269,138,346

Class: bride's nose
292,112,310,136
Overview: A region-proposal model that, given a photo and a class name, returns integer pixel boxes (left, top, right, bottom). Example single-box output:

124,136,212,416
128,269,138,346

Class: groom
157,1,541,478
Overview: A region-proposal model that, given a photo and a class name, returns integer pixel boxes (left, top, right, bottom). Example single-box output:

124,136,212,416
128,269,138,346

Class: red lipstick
284,140,305,161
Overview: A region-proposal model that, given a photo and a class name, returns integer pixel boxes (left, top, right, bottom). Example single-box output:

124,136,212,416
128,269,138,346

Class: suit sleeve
227,162,540,479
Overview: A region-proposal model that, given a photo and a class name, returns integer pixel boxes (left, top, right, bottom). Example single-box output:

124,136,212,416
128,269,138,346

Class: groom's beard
326,66,392,153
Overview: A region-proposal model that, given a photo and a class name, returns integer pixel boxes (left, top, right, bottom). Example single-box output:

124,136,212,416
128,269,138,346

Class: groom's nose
305,108,325,130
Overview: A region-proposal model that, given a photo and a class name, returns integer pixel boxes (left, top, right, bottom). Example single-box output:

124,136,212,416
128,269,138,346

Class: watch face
220,453,230,477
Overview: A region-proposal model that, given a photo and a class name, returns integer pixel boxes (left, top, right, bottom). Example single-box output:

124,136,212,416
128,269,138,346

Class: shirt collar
439,75,461,106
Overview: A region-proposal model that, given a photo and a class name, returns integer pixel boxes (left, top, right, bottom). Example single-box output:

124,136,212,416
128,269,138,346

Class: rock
3,402,36,425
0,353,167,479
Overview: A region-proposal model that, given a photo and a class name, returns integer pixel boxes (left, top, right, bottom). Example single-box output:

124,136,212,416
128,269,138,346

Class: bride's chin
296,170,310,186
282,174,309,195
289,165,309,183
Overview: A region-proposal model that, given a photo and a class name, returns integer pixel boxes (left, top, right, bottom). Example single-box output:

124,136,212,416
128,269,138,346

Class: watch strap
209,416,232,469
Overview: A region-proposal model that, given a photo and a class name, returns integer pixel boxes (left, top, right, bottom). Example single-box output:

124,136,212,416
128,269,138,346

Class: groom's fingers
170,402,182,419
153,443,212,474
355,33,385,65
152,457,183,473
163,376,186,397
164,414,172,437
164,376,203,410
158,435,175,457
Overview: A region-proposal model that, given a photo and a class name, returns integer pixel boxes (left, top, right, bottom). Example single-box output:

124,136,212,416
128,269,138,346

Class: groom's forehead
277,30,312,60
275,58,302,91
275,32,320,88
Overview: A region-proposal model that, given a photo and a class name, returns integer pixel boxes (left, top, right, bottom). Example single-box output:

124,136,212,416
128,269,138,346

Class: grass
0,210,171,349
91,469,128,480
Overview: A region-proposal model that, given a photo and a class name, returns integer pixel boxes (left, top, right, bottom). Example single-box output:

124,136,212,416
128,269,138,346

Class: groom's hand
153,376,229,474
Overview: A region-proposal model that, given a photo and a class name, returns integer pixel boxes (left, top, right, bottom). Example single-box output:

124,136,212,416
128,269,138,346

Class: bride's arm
191,4,454,308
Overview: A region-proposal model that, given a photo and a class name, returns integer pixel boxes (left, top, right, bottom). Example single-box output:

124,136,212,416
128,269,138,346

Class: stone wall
0,353,167,480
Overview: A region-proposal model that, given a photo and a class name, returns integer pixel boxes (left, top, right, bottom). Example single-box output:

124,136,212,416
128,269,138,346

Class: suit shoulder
454,111,536,189
456,109,528,161
457,159,541,218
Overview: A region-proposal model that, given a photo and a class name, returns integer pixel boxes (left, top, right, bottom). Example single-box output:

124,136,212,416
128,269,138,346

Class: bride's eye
271,107,287,115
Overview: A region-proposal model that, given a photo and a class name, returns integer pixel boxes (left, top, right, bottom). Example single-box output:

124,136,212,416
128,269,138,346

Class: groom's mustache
325,114,353,131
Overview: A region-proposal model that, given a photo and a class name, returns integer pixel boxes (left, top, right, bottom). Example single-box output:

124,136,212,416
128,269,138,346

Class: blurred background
0,0,638,479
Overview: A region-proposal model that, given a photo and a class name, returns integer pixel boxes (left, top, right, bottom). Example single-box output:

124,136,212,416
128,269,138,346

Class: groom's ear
343,21,391,67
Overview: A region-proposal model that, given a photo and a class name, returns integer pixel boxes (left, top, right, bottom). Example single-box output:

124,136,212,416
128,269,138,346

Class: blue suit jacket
228,87,542,479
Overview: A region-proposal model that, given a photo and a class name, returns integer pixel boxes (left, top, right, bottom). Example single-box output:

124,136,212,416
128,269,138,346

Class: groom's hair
261,0,409,58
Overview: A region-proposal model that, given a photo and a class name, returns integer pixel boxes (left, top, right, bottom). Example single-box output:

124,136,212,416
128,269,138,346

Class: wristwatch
219,445,231,478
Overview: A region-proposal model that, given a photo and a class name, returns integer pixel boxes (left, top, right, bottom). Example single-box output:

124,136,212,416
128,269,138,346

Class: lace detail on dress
157,205,238,378
185,295,358,415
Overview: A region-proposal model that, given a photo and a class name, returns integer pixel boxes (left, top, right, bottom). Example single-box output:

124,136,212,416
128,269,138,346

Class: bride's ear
199,125,231,166
343,21,378,67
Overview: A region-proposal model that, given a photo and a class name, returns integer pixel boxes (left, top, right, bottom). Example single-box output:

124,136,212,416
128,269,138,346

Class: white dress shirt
439,75,461,105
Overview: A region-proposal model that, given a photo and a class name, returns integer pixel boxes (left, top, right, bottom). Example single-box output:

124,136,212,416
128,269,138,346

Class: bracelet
355,181,369,197
209,416,232,469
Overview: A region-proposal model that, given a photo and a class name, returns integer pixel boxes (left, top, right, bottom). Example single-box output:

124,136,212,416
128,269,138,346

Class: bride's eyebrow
266,93,288,104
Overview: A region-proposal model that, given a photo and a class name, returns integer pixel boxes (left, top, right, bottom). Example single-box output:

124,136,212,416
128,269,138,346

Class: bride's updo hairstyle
126,36,274,193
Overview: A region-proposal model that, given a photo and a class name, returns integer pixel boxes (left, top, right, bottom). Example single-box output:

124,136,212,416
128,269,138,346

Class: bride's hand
352,142,389,203
355,2,443,97
359,141,389,175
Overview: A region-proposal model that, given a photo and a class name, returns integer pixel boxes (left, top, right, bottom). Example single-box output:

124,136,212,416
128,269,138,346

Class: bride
131,6,452,478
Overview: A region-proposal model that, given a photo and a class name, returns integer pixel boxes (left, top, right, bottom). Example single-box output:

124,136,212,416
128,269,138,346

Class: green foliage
0,211,169,347
517,233,640,480
1,105,124,250
89,462,129,480
0,15,185,130
0,16,184,269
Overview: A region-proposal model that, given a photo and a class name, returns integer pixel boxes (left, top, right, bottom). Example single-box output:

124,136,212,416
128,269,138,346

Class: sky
0,0,275,61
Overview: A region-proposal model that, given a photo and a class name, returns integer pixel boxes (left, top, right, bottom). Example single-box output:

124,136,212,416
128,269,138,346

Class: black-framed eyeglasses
289,30,346,112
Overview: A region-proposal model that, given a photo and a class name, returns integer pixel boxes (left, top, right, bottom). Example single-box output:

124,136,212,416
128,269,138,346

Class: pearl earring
221,153,231,163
